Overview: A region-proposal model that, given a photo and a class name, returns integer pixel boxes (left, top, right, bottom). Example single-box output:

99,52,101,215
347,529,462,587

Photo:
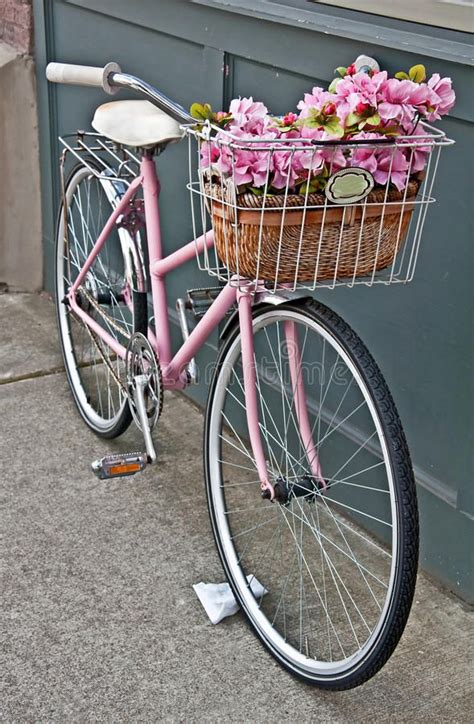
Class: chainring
125,332,163,431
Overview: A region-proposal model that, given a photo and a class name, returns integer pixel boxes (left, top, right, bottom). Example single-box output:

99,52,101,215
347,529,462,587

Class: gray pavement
1,293,472,722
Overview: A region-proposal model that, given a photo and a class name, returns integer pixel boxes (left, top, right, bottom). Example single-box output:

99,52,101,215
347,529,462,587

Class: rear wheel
55,161,147,438
204,299,418,689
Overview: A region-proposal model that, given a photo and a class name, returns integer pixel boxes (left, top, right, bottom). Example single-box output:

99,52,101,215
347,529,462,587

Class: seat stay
69,174,143,295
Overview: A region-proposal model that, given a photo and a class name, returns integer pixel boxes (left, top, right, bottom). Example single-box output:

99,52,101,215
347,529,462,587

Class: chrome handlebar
46,62,195,124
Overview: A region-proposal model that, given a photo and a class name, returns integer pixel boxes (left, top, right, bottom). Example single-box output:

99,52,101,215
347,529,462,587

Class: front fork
237,288,324,501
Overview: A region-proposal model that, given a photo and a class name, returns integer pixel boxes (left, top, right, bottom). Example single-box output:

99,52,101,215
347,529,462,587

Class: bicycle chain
79,285,131,339
80,314,129,395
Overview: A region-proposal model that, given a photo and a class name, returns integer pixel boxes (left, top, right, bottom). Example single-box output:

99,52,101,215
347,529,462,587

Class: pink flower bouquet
192,61,455,195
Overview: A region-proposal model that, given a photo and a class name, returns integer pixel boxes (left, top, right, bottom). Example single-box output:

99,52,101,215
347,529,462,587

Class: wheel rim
207,309,399,679
56,166,135,432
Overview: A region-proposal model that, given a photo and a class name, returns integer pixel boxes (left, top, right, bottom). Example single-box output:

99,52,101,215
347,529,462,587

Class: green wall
33,0,473,601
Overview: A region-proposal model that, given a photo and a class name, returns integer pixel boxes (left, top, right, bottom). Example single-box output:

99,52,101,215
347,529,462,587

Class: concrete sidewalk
1,293,472,722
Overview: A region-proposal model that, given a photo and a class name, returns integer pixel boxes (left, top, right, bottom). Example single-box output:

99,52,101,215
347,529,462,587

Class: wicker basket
207,180,420,283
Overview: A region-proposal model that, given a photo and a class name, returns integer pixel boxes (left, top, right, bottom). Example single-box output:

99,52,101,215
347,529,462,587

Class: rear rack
58,131,141,184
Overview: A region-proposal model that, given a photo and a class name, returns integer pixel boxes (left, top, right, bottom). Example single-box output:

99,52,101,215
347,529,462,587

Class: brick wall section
0,0,33,55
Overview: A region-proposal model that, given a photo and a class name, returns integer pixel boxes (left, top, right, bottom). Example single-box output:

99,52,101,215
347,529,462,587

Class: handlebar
45,61,195,124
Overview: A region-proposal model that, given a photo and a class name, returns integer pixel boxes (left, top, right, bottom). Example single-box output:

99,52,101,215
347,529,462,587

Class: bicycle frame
67,153,323,497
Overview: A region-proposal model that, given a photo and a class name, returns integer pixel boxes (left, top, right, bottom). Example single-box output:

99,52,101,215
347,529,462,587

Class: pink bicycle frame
68,154,323,498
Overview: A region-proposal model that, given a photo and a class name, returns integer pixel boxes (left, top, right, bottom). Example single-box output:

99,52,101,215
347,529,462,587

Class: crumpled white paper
193,576,267,624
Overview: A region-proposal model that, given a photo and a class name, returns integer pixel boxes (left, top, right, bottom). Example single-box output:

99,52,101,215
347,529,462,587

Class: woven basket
207,180,420,283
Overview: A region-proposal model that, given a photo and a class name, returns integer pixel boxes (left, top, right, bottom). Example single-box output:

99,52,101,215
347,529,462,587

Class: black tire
204,298,418,689
55,160,147,439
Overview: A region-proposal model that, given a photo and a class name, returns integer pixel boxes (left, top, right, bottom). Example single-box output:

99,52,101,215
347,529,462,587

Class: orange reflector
109,463,141,475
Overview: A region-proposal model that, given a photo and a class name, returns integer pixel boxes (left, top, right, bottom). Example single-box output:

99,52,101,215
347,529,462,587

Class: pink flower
349,131,384,175
228,97,269,134
348,132,410,190
297,87,334,119
350,70,388,106
377,79,419,127
397,123,432,173
271,149,300,189
200,141,220,168
282,112,298,126
299,125,347,170
426,74,455,120
373,148,410,191
333,71,387,124
216,145,270,188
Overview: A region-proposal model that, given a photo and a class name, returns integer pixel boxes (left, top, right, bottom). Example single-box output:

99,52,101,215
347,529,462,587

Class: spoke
301,499,372,635
220,480,261,489
316,400,367,448
294,499,363,647
225,502,268,516
236,508,280,567
329,430,378,484
220,413,257,467
230,515,280,540
324,460,386,486
279,506,347,658
321,495,392,529
314,492,332,660
317,493,383,612
217,459,256,474
244,516,282,591
327,480,389,494
286,504,389,589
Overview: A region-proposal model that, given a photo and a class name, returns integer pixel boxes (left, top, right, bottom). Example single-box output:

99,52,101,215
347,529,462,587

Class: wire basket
185,121,453,291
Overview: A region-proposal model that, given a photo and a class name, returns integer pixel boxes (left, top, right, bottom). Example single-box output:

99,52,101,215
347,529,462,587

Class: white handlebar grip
46,61,122,94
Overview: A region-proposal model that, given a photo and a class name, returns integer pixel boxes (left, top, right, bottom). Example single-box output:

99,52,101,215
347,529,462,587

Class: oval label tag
325,167,374,205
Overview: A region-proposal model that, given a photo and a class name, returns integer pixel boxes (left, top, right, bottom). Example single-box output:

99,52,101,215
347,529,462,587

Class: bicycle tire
55,160,147,438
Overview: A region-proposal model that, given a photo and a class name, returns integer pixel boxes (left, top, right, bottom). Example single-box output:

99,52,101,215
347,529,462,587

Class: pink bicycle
46,61,451,689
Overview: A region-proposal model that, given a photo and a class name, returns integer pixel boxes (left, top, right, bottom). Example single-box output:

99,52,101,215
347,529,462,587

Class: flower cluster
194,61,454,194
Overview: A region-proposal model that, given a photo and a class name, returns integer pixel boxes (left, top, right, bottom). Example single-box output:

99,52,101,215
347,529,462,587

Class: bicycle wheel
55,161,147,438
204,299,418,689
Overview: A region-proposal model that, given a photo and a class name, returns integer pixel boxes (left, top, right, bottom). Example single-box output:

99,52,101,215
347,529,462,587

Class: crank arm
133,373,157,463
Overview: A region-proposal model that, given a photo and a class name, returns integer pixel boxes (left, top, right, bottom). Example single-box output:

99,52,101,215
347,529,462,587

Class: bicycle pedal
91,451,148,480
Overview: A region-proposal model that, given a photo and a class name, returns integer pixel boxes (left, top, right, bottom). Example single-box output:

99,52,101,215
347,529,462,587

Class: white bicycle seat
91,100,183,148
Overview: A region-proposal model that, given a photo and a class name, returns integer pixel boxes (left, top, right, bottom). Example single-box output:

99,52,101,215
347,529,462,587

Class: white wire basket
185,121,453,291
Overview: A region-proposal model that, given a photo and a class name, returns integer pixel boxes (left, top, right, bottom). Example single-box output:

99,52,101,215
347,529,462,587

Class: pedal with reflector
91,451,148,480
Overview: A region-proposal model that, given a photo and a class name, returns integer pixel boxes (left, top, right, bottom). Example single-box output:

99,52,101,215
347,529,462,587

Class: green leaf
365,112,381,126
190,102,213,121
345,111,362,127
379,124,402,136
335,66,347,78
298,176,328,194
322,116,344,138
395,71,410,80
409,64,426,83
213,112,233,128
303,108,323,129
328,77,342,94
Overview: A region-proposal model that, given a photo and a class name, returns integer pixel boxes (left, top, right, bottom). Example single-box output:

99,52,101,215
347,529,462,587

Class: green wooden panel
33,0,473,601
